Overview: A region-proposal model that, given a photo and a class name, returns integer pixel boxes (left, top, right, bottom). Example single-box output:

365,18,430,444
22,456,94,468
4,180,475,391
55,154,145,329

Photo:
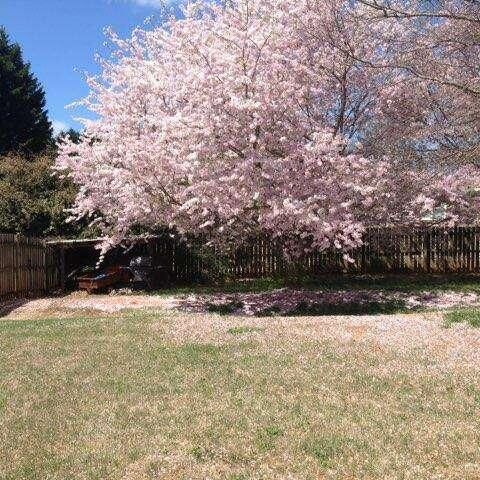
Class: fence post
425,230,431,273
361,229,369,274
59,246,66,292
14,234,19,295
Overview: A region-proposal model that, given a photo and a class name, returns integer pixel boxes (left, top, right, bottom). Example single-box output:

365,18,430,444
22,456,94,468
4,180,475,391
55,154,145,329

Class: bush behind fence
2,226,480,299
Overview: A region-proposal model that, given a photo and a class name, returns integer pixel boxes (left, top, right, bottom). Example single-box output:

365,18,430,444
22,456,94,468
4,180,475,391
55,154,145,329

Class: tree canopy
0,29,88,238
0,153,76,237
0,27,52,156
56,0,480,258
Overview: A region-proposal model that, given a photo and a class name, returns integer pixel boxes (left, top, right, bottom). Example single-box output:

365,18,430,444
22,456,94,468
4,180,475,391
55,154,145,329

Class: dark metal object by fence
129,256,155,289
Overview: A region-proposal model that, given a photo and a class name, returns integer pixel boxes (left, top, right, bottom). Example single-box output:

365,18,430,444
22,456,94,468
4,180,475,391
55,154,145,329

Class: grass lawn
444,308,480,328
1,307,480,479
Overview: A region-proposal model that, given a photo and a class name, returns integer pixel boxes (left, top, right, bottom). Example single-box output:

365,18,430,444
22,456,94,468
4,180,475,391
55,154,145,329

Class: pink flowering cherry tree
56,0,479,260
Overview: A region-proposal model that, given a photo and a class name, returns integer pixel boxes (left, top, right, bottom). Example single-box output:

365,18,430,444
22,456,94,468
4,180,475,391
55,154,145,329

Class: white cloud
52,120,69,136
125,0,167,7
108,0,179,12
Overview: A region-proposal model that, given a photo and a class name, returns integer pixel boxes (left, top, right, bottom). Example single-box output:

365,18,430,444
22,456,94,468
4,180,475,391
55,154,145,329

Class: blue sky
1,0,173,134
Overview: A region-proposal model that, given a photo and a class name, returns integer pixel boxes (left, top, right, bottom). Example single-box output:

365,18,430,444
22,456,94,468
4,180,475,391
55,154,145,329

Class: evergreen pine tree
0,27,52,155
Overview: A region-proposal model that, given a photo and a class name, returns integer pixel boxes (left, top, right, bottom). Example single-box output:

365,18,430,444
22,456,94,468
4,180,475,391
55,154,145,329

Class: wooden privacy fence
298,226,480,275
0,234,60,299
3,226,480,299
157,226,480,281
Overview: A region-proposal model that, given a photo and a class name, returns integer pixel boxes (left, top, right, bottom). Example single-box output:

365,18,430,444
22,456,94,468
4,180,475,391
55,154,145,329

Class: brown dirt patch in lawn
0,291,176,319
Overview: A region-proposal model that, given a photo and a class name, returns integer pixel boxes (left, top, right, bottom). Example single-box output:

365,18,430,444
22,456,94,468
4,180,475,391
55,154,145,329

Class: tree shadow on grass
181,290,424,317
282,299,415,316
0,298,30,318
208,299,416,317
